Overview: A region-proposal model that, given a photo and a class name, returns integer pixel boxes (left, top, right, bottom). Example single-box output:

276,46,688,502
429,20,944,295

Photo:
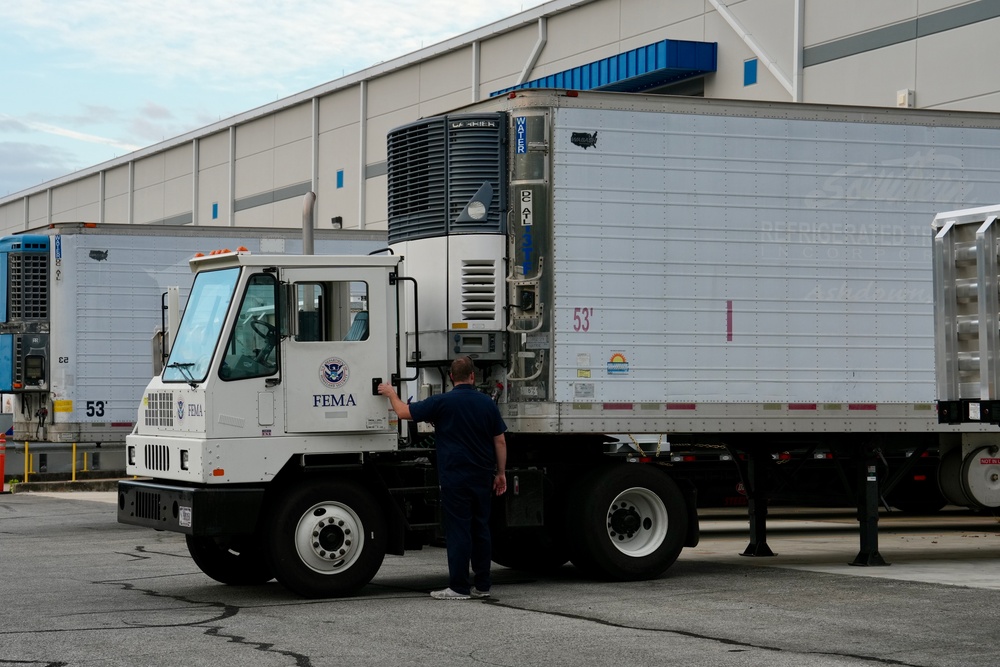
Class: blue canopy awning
491,39,717,97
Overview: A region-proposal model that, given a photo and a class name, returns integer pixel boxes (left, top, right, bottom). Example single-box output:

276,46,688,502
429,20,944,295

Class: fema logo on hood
177,399,185,421
320,357,349,388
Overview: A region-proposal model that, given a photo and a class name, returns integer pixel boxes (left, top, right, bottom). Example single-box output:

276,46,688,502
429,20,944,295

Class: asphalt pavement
1,490,999,667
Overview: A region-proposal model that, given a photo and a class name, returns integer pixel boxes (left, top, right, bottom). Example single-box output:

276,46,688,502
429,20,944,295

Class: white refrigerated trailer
119,91,1000,598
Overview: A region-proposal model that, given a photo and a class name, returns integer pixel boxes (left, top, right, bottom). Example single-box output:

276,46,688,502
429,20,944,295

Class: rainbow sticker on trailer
607,352,629,375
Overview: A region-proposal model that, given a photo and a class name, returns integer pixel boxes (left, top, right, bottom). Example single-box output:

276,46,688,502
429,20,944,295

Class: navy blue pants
440,479,493,595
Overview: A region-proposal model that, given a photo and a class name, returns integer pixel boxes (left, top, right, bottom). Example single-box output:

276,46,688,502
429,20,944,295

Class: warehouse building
2,0,1000,233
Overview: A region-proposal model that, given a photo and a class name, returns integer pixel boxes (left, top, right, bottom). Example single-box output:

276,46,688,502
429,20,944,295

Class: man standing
378,356,507,600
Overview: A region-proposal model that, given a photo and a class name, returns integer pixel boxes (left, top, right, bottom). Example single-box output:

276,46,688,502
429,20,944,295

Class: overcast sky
0,0,548,197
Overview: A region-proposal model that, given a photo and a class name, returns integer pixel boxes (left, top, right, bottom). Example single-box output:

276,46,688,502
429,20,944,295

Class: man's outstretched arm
377,383,412,420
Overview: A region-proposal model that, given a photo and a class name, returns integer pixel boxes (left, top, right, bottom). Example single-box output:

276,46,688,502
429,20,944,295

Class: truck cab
118,249,421,598
125,249,405,486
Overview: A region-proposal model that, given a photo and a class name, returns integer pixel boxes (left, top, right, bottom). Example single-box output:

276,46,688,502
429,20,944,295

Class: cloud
141,102,174,120
5,0,541,94
0,142,79,196
8,117,140,152
0,117,31,133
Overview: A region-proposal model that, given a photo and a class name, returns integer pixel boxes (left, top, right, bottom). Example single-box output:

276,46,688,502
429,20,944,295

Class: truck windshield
163,267,239,383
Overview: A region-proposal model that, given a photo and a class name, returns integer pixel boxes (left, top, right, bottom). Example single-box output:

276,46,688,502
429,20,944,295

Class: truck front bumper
117,479,265,536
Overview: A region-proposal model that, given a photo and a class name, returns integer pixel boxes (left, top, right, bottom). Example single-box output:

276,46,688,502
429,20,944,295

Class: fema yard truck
0,223,384,447
118,90,1000,598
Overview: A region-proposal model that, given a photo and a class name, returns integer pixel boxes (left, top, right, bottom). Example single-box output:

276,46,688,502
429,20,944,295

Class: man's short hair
450,356,475,382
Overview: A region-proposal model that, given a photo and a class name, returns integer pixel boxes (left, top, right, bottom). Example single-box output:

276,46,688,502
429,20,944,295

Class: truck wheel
266,478,387,598
185,535,274,585
568,465,688,581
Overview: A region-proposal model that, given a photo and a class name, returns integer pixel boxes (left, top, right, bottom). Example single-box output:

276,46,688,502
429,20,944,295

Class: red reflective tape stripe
848,404,877,411
666,403,697,410
788,403,817,410
726,300,733,342
603,403,633,410
111,422,134,427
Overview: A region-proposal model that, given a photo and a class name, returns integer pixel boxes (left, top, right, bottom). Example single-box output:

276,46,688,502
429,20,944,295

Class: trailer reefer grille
462,259,498,320
387,113,507,244
8,252,48,320
387,118,447,242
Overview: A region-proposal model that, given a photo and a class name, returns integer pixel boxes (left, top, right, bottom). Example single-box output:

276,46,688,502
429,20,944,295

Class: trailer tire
185,535,274,586
265,478,387,598
568,465,688,581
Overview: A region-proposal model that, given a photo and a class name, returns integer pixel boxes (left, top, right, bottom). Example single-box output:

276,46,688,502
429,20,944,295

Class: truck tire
185,535,274,585
265,478,387,598
567,465,688,581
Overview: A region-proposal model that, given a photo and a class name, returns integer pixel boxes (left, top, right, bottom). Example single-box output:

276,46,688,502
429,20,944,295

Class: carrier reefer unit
119,91,1000,598
0,223,385,445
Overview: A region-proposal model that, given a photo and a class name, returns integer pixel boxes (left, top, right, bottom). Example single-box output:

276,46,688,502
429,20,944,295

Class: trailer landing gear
851,453,888,567
732,444,890,566
738,451,775,558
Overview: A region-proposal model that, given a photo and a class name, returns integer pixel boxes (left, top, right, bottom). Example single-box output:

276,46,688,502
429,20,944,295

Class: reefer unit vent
387,113,507,244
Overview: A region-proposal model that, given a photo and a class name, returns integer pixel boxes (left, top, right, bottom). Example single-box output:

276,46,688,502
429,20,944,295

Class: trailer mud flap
117,480,265,536
677,478,700,548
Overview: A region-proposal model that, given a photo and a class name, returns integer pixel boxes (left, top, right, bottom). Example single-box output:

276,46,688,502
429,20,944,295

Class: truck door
280,264,396,434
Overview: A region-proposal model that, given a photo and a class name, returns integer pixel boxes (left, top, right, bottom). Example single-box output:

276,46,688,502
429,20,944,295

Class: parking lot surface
1,491,999,667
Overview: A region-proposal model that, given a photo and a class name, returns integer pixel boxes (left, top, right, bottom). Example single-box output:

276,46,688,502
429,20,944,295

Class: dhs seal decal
177,399,185,421
320,357,349,388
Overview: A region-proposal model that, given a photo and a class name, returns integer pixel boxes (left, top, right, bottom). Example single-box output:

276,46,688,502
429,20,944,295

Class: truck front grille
134,490,162,521
144,444,170,471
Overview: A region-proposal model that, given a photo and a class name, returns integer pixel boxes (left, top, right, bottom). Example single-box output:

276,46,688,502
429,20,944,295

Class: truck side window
294,281,369,343
219,274,279,381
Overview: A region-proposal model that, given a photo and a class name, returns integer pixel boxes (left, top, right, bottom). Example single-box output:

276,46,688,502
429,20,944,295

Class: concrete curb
10,478,124,493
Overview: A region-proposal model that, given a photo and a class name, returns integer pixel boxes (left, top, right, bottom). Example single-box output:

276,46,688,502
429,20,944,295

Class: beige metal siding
52,174,101,223
318,125,359,228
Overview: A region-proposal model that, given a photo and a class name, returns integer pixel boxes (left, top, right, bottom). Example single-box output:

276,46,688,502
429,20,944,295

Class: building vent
387,113,507,244
144,391,175,427
462,260,497,320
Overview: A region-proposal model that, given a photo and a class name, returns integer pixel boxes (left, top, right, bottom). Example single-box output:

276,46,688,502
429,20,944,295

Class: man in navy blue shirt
378,356,507,600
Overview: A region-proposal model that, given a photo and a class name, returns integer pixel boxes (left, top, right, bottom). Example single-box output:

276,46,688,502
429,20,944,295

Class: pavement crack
202,626,313,667
96,578,316,666
486,600,928,667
